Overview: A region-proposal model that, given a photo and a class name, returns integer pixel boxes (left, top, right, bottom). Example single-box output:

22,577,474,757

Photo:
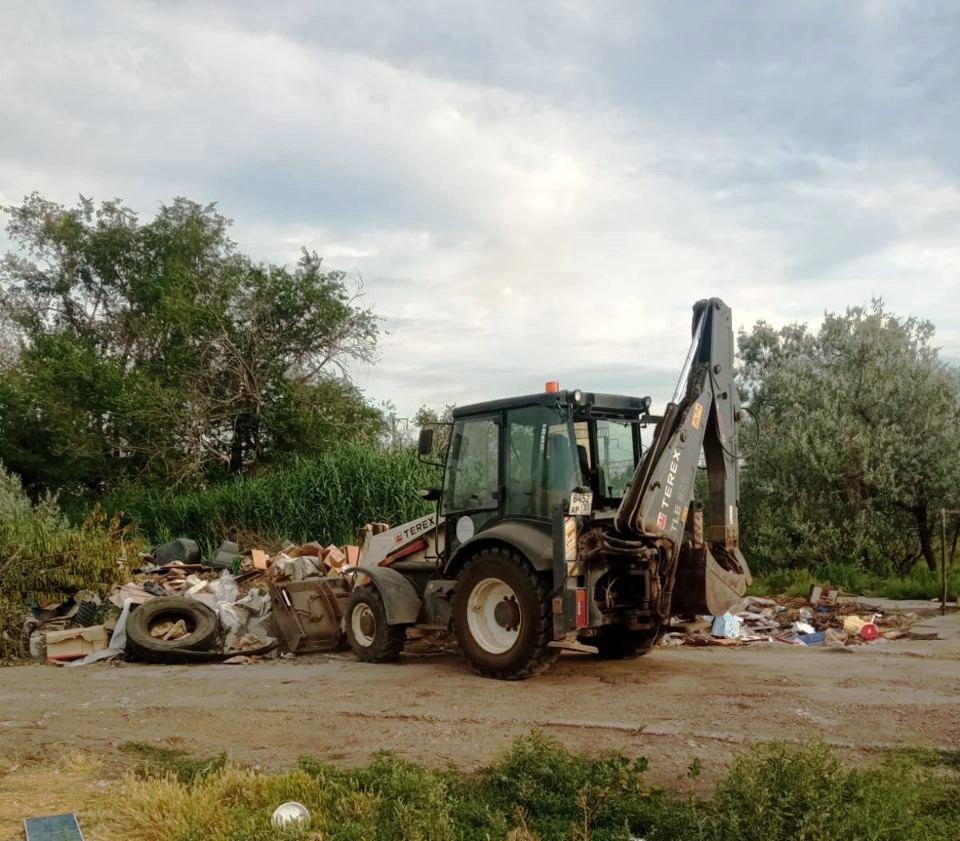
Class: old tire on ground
125,597,220,663
587,628,658,659
453,547,559,680
344,586,406,663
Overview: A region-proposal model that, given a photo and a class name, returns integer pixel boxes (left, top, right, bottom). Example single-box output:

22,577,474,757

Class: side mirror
420,487,441,502
417,427,435,456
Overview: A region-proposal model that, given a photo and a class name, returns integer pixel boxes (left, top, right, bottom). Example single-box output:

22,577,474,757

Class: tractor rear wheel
453,547,558,680
587,627,659,659
344,586,406,663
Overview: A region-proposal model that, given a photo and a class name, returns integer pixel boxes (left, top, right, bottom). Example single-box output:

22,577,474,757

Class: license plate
568,491,593,516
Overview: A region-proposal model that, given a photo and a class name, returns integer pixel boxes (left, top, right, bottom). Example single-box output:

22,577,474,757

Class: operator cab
420,387,656,563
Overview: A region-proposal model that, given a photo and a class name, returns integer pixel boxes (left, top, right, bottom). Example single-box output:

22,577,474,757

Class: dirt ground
2,609,958,789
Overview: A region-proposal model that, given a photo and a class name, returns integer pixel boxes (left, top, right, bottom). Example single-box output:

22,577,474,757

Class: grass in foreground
4,735,954,841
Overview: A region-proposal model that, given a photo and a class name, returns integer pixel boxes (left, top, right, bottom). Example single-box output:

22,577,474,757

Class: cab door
441,414,502,556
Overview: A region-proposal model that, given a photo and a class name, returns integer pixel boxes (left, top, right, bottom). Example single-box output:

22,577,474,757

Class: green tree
737,301,960,574
0,193,382,491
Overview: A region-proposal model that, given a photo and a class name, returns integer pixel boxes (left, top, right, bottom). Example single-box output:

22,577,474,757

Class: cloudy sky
1,1,958,416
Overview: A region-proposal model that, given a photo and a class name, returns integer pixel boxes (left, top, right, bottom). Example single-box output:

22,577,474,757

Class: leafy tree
738,301,960,574
0,193,382,491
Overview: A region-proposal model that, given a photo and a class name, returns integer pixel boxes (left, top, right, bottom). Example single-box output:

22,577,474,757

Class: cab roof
452,389,653,420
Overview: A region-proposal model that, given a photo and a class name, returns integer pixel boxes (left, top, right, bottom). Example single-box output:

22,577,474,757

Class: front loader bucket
671,545,752,616
270,578,351,653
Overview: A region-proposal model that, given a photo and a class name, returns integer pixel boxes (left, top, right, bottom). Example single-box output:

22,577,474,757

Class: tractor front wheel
453,547,558,680
344,586,406,663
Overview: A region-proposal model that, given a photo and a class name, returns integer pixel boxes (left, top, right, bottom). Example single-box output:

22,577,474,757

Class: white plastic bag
111,598,133,651
212,570,239,607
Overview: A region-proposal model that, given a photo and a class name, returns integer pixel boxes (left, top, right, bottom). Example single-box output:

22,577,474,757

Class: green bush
749,560,959,601
103,734,960,841
0,465,134,659
104,442,438,551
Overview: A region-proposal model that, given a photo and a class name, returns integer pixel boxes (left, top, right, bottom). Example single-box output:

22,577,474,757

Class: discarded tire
125,597,220,664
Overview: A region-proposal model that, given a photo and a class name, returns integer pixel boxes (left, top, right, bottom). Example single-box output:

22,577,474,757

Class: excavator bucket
671,543,751,616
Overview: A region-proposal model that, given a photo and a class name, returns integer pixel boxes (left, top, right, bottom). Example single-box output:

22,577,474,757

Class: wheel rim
351,603,376,647
466,577,521,654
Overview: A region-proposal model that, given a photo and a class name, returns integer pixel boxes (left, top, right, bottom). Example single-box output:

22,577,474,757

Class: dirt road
2,610,958,786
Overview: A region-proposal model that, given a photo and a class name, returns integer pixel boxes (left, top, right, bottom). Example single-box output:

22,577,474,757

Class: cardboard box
343,545,360,568
324,545,347,568
44,626,108,662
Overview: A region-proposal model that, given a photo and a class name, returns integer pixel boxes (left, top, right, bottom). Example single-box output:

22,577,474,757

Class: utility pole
941,508,960,616
942,508,948,616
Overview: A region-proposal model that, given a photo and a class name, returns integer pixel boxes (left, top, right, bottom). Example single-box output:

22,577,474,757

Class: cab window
594,419,638,500
442,416,499,513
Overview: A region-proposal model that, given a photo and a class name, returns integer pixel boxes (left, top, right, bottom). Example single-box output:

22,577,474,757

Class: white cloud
1,0,958,418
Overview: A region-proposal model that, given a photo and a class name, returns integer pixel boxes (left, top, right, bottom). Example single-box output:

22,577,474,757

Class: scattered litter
23,812,85,841
658,632,686,646
211,539,242,570
669,588,935,652
43,626,108,662
110,599,133,652
65,647,122,667
149,619,188,640
843,615,867,635
211,570,239,607
711,613,742,639
154,537,202,566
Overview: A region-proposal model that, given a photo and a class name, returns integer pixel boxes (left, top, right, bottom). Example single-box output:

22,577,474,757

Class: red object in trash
859,623,879,641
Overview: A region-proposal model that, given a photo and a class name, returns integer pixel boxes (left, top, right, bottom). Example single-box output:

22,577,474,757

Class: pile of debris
24,530,378,667
661,586,938,649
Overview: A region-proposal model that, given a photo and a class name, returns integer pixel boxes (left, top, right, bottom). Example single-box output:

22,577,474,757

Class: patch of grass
0,751,107,839
94,734,960,841
749,560,959,601
119,742,226,784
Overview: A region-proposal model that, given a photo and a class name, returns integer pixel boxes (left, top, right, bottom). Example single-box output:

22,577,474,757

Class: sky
1,1,958,417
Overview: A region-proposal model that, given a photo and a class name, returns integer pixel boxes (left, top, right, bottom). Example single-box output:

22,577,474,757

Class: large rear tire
453,547,558,680
344,587,406,663
587,627,658,660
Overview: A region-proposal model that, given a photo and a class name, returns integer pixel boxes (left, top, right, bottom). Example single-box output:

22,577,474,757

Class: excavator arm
615,298,750,616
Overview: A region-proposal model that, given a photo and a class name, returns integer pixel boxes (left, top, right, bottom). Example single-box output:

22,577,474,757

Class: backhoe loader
342,298,751,679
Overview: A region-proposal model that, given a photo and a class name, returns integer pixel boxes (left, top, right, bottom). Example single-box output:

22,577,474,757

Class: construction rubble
659,587,939,649
24,542,941,665
23,529,385,667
